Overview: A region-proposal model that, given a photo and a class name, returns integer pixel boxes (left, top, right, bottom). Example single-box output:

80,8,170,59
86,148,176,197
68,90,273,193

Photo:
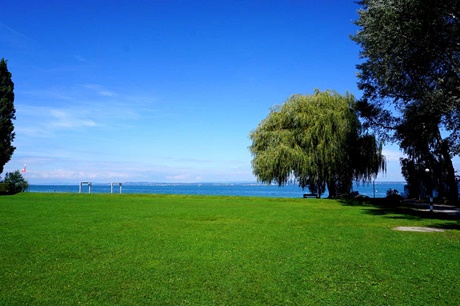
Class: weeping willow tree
249,90,386,198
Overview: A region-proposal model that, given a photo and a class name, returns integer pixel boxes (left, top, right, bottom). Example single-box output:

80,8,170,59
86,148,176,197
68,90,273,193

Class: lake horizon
27,181,407,199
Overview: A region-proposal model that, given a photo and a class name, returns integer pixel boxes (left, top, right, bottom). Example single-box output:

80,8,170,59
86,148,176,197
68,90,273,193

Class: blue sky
2,0,408,184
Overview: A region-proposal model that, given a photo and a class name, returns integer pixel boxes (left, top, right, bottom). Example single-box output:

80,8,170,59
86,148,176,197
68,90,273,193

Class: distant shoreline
28,181,407,186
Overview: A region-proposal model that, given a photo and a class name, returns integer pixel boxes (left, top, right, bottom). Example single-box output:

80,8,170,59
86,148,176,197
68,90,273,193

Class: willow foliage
249,90,386,198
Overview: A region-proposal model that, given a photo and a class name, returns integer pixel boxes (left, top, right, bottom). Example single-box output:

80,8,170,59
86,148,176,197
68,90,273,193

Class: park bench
303,193,317,198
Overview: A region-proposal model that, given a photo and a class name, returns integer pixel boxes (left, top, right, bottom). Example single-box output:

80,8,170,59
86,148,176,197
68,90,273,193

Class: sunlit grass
1,193,459,305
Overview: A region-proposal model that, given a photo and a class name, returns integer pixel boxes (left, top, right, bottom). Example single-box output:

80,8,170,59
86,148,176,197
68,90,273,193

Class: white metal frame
79,182,92,193
111,182,123,194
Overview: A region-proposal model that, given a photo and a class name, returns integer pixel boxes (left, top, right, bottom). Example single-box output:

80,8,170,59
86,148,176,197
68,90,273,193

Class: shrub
386,188,399,197
385,188,403,205
0,183,9,194
335,191,360,199
1,170,28,194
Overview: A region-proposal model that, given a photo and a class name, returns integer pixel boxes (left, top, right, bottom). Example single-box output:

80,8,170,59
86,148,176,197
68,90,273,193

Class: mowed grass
1,193,459,305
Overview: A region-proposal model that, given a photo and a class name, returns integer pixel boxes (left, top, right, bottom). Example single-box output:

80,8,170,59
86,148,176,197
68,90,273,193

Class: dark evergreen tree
0,58,16,175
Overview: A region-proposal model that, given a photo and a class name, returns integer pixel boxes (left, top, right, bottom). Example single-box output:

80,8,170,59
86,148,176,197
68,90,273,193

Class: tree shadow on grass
338,198,460,230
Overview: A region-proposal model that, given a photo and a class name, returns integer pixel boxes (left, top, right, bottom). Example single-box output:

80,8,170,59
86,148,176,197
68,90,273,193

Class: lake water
28,182,406,198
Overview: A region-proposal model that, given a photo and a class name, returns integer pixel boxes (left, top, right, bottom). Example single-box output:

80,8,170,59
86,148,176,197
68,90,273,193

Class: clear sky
2,0,408,184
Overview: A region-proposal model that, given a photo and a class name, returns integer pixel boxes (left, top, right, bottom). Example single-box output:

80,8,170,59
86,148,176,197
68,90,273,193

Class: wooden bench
303,193,317,198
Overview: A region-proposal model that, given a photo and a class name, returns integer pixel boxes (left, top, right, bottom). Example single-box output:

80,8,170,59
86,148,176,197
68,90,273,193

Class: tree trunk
327,180,337,198
439,140,458,203
435,128,458,203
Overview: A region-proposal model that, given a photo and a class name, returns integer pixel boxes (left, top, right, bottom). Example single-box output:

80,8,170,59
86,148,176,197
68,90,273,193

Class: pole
373,180,376,198
425,168,433,212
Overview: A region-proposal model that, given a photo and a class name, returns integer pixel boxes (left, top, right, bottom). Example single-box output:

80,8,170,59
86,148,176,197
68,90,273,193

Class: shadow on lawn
338,198,460,230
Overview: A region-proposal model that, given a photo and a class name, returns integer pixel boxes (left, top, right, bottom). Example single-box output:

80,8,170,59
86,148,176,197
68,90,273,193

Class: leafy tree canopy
352,0,460,138
249,90,386,198
351,0,460,202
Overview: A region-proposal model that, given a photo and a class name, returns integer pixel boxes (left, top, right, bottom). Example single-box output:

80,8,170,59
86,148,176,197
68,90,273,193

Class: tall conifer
0,58,16,175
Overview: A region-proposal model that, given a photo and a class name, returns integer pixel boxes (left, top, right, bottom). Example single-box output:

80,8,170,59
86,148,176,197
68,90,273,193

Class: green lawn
1,193,459,305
